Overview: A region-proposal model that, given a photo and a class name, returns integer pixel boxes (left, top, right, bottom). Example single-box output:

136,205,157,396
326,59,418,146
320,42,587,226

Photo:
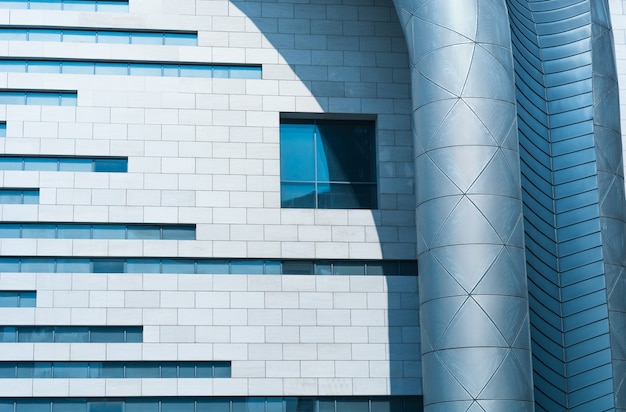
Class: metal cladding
392,0,534,410
393,0,626,410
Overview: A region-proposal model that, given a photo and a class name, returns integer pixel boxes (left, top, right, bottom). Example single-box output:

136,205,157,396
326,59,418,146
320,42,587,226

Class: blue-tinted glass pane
0,363,16,378
161,400,194,412
0,30,27,40
27,30,61,41
52,399,87,412
26,61,60,73
0,327,17,342
315,262,332,275
0,292,18,307
281,124,315,181
285,398,316,412
89,362,124,378
60,93,77,106
265,261,281,275
162,65,179,77
19,292,36,307
129,64,162,76
20,258,55,272
53,362,89,378
0,223,21,236
0,61,26,72
267,399,283,412
126,259,160,273
29,361,52,375
62,1,95,11
22,224,56,238
125,362,159,378
163,33,196,46
180,66,212,78
282,261,314,275
17,363,35,378
26,93,61,106
130,33,163,45
281,182,316,208
93,159,127,172
125,328,142,343
212,66,229,78
196,260,229,274
0,123,5,137
231,260,264,275
24,157,58,171
213,362,231,378
92,226,126,239
0,1,27,9
95,63,128,75
30,0,60,9
161,364,178,378
57,224,91,239
92,260,125,273
62,31,96,42
88,402,124,412
54,327,89,342
23,190,39,204
18,327,53,342
125,400,158,412
0,92,26,104
62,62,95,74
127,225,160,239
16,400,51,412
0,258,19,272
59,158,93,171
317,121,375,183
90,328,124,343
197,399,230,412
231,66,261,79
0,157,24,170
194,364,211,378
162,259,195,274
161,226,195,240
233,399,265,412
0,402,12,412
371,398,404,412
336,399,369,412
332,262,365,276
177,363,195,378
0,191,23,204
318,183,376,209
97,32,129,44
56,259,91,273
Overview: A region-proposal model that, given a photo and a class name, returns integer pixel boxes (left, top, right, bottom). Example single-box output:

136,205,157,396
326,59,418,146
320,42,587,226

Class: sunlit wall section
507,0,625,410
392,1,534,410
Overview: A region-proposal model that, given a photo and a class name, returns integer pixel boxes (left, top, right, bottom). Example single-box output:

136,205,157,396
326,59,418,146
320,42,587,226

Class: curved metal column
507,0,626,409
392,1,534,410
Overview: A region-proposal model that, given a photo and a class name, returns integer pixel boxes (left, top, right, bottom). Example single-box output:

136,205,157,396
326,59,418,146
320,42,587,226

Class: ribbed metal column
392,1,534,410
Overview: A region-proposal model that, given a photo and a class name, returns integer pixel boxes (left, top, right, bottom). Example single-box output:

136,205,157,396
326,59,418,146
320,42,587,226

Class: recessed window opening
280,116,377,209
0,27,197,45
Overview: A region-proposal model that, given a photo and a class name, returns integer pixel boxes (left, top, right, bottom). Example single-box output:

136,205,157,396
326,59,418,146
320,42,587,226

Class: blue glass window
0,291,35,307
0,90,77,106
0,156,127,172
0,189,39,204
280,118,377,209
0,28,196,45
0,0,129,11
0,257,416,275
0,122,6,137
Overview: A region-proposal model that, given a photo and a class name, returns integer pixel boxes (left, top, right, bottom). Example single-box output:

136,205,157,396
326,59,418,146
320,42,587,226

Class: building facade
0,0,623,411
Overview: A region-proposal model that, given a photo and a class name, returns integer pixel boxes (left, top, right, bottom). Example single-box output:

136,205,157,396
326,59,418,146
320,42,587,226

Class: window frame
279,114,378,209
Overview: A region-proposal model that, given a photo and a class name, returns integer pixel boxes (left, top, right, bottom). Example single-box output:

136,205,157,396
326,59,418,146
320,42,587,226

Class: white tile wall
0,0,420,399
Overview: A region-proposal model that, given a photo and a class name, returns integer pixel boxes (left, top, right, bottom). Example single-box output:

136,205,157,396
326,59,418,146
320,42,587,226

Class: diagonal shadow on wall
229,0,422,403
